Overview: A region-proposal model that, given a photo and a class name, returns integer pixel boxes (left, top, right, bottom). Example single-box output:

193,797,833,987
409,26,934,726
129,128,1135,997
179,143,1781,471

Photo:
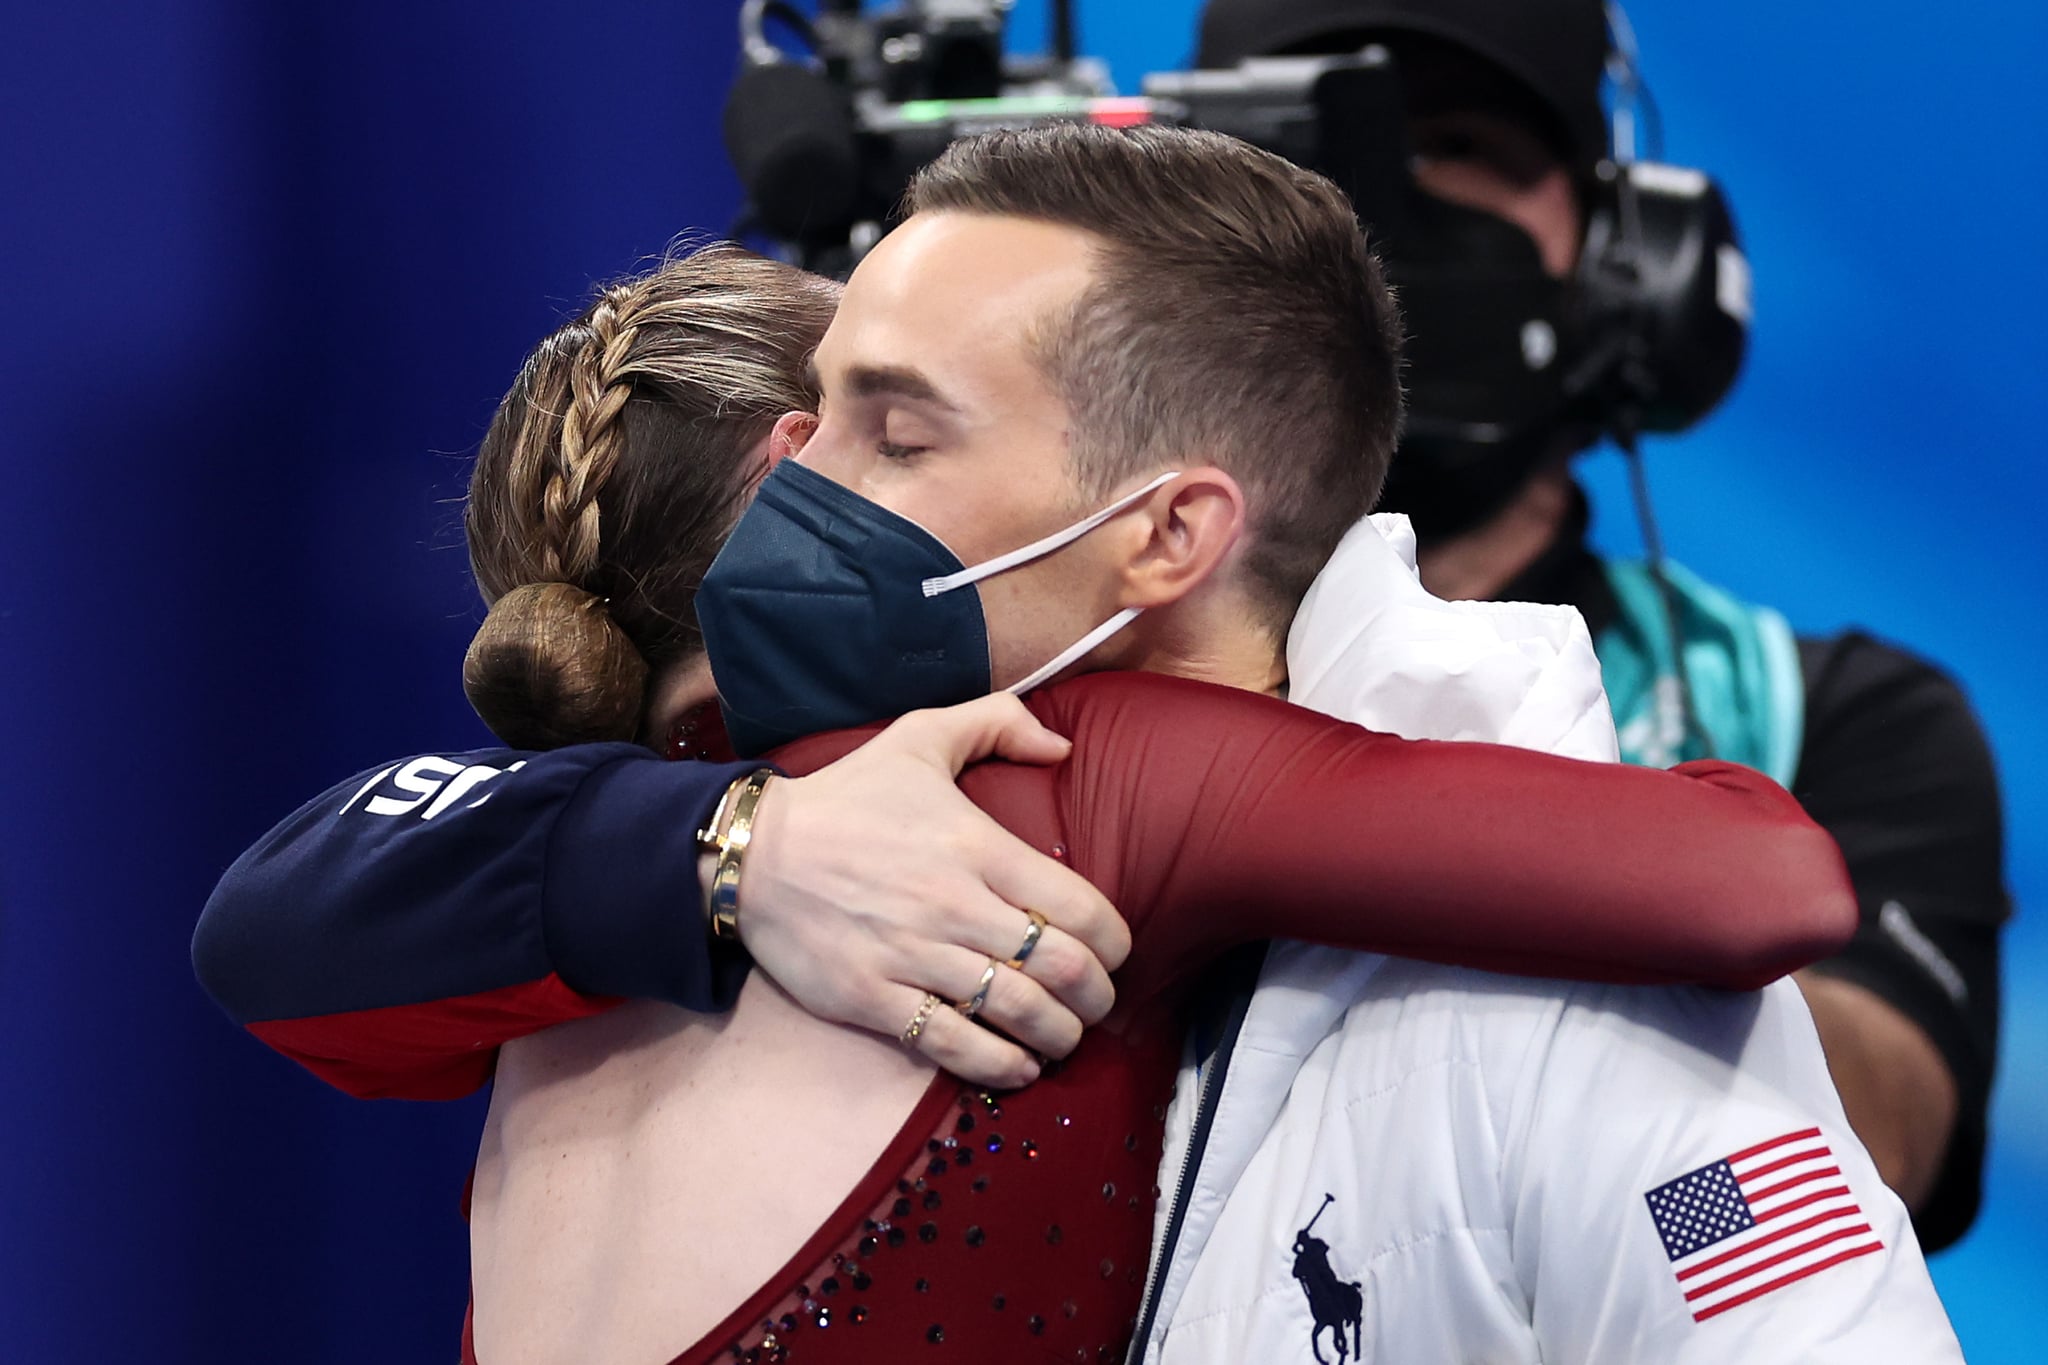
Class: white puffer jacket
1128,516,1962,1364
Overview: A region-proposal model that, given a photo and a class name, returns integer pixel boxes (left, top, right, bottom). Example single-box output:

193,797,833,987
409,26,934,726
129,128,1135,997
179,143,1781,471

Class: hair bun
463,582,650,749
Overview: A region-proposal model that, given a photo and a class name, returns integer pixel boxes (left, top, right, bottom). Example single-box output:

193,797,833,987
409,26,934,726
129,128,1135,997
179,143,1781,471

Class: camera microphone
721,61,861,243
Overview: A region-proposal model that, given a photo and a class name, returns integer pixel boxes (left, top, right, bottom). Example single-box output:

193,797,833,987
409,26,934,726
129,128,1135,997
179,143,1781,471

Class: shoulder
1789,629,2002,837
1031,672,1343,761
1367,970,1839,1138
1032,671,1301,726
1795,631,1989,757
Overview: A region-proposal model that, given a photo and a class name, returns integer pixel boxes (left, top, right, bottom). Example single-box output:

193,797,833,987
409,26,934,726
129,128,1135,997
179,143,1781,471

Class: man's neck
1113,587,1289,698
1152,640,1289,698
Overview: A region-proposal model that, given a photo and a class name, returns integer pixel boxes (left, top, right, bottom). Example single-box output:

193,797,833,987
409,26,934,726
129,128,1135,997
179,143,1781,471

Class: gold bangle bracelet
706,768,775,942
695,776,745,855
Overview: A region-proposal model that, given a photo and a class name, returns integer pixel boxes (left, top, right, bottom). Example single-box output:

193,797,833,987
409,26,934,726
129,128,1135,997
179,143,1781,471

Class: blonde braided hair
461,246,838,750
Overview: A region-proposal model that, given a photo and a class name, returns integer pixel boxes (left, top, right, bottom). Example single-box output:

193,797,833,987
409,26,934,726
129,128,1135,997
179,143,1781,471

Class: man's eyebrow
840,362,962,413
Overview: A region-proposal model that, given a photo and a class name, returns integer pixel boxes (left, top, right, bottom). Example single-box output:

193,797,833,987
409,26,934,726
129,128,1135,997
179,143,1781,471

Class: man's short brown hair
905,122,1404,629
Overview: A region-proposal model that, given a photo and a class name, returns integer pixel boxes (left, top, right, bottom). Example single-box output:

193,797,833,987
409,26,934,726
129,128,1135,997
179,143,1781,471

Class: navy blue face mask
696,459,1176,756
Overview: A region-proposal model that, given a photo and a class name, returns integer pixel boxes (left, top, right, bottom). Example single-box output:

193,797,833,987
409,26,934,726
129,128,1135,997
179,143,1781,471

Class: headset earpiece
1575,4,1749,437
1575,159,1750,434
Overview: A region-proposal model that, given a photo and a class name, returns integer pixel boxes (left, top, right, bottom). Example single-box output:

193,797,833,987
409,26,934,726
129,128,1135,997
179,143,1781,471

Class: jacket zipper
1128,966,1257,1363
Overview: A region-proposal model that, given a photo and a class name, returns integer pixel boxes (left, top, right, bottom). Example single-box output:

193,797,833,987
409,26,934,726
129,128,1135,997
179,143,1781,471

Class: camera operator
1196,0,2009,1251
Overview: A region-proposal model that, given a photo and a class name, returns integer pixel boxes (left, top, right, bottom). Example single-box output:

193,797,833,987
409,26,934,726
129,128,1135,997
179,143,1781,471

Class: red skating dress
471,672,1852,1365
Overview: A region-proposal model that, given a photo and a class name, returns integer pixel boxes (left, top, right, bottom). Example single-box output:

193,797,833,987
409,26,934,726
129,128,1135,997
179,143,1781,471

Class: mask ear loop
1004,607,1145,696
920,471,1181,598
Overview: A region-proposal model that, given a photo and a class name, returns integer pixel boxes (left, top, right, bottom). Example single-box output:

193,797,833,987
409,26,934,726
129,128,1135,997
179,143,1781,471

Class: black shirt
1499,493,2010,1251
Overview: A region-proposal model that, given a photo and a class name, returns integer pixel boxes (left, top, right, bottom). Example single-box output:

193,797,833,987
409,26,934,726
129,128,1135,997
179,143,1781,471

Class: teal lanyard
1595,558,1805,785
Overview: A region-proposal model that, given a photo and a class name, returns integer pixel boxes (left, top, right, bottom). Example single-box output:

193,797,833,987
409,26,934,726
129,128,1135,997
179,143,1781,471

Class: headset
1578,1,1749,755
1576,2,1749,443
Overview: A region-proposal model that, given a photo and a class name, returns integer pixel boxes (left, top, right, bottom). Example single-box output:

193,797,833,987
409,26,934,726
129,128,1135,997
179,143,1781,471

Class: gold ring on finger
901,992,943,1047
1004,909,1049,971
956,958,1001,1020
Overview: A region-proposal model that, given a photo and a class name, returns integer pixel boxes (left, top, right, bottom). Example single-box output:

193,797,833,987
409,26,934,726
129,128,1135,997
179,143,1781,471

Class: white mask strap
1005,607,1144,697
922,471,1180,598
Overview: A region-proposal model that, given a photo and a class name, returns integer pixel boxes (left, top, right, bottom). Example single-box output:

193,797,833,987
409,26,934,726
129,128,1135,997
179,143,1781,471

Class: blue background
1,1,2037,1359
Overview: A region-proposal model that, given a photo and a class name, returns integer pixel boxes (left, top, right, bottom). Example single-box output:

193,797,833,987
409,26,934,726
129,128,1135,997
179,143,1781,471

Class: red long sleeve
777,672,1856,1006
770,673,1856,1013
1006,673,1854,1007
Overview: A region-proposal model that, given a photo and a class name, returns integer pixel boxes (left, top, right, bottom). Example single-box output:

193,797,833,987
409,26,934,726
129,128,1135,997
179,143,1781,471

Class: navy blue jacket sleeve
192,744,760,1099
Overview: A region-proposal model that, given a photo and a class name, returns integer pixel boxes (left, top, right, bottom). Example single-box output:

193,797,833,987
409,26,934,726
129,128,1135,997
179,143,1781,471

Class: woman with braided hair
459,245,839,761
402,231,1859,1365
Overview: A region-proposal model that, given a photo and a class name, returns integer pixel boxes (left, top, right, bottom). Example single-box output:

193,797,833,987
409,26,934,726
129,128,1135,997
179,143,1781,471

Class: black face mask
1371,187,1603,541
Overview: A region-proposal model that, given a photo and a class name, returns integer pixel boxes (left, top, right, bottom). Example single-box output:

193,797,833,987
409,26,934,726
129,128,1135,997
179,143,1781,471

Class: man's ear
766,410,819,467
1117,467,1247,610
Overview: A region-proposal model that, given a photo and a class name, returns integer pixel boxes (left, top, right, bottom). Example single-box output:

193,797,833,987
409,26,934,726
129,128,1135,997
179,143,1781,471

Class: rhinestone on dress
1021,1140,1040,1160
926,1324,945,1344
964,1225,985,1248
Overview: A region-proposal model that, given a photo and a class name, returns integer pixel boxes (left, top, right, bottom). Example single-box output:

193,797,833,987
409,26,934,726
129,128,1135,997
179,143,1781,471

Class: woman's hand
732,695,1131,1088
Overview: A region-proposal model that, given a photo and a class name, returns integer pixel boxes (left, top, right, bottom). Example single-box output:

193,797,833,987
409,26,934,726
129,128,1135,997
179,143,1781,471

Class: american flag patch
1644,1127,1883,1323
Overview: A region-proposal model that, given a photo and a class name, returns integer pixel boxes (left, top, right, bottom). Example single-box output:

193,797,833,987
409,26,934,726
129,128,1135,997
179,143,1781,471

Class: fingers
931,890,1117,1029
896,936,1095,1059
895,694,1074,773
979,837,1131,972
1007,925,1115,1027
974,954,1087,1059
891,982,1042,1090
740,692,1120,1083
